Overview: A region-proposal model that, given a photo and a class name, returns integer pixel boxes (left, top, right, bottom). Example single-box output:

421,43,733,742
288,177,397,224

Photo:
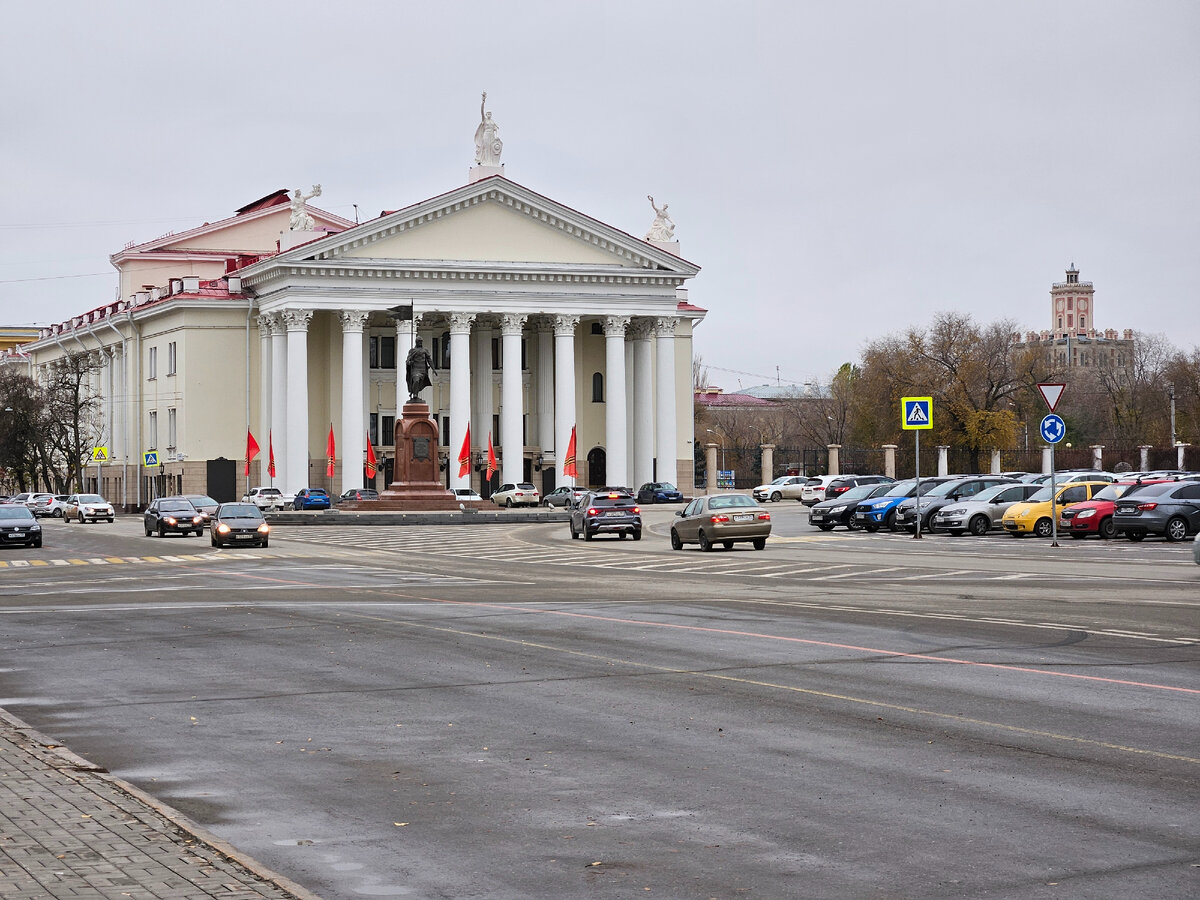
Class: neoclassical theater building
8,126,705,508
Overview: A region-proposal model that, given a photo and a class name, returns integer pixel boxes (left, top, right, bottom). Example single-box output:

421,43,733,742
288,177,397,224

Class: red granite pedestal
371,401,469,511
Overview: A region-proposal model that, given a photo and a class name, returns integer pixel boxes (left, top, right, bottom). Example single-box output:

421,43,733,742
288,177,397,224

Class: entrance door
206,458,236,502
587,447,606,488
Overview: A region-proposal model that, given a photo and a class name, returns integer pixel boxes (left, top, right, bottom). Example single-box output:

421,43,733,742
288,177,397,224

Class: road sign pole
913,430,922,539
1049,447,1058,547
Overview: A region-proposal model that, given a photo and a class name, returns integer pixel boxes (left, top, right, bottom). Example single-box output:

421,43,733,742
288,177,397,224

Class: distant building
1015,264,1134,372
0,327,39,355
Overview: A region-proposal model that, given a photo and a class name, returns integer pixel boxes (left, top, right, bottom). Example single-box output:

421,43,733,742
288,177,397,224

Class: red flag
457,423,472,479
245,430,261,477
563,425,578,478
486,432,498,482
326,424,336,478
267,430,276,478
365,431,378,479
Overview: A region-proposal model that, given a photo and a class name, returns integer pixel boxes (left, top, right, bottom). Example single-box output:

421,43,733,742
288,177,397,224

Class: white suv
242,486,287,510
801,475,848,506
752,476,807,503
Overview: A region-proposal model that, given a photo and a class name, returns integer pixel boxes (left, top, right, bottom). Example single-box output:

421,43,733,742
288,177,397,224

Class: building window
1079,315,1086,331
167,342,177,375
439,332,451,368
442,416,450,443
370,413,398,446
167,408,177,449
370,335,397,369
592,372,604,402
148,411,158,449
590,322,602,335
521,338,527,370
1067,297,1073,310
148,346,157,380
493,414,500,443
1057,317,1063,330
492,337,501,370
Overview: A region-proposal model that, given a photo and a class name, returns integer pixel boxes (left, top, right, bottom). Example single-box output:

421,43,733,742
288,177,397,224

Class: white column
257,314,273,481
653,317,678,486
632,321,655,488
269,314,288,486
625,332,635,482
500,314,527,486
396,315,414,414
103,349,115,455
283,309,313,493
603,315,629,488
537,322,554,466
448,313,475,491
473,319,493,470
340,310,369,493
554,314,580,486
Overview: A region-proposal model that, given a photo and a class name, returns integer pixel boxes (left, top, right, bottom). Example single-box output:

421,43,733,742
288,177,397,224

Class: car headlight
1076,508,1096,519
830,505,847,514
941,507,964,516
257,523,271,534
31,524,41,531
217,523,231,534
165,516,178,525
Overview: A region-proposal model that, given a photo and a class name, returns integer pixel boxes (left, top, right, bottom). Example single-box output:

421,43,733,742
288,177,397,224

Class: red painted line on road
424,598,1200,696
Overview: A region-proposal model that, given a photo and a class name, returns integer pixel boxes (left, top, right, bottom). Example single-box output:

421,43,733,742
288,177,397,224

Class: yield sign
1037,383,1066,412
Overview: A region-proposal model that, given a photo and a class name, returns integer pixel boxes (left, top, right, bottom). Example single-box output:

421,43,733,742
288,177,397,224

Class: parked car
932,482,1043,535
292,488,332,510
1002,481,1109,537
542,485,583,508
64,493,116,524
852,478,954,532
569,490,642,541
1025,470,1117,485
451,488,484,502
1195,534,1200,565
670,493,771,551
210,502,271,548
338,488,380,502
1112,480,1200,542
751,475,808,503
894,476,1018,533
30,494,70,517
182,494,219,527
492,482,541,508
0,505,42,548
807,482,892,531
143,497,204,537
1060,479,1175,539
823,475,894,501
242,486,288,510
636,482,684,504
800,475,846,506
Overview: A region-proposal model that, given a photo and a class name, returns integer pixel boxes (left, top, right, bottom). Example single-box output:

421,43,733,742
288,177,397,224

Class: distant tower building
1015,264,1134,373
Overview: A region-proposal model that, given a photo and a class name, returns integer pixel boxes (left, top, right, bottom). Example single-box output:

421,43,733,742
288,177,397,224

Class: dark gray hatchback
569,491,642,541
1112,480,1200,542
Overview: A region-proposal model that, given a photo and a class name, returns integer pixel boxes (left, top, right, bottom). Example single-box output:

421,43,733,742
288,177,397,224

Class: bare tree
41,352,105,492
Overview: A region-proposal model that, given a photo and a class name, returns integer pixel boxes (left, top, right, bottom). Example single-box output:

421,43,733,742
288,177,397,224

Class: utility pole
1168,381,1176,448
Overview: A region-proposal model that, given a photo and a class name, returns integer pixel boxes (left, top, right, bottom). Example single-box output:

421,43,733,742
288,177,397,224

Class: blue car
852,477,953,532
292,488,331,510
637,482,684,504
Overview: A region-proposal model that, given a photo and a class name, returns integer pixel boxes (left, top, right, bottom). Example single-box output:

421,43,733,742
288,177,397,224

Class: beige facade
6,178,704,507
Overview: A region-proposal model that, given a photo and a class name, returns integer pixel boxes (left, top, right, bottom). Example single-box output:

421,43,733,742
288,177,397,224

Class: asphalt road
1,505,1198,899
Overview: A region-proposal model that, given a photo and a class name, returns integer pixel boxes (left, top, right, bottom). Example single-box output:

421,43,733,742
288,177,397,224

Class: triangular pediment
269,177,699,276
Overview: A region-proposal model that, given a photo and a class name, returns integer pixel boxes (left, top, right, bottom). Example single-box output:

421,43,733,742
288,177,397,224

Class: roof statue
645,195,675,242
473,92,503,167
288,184,322,231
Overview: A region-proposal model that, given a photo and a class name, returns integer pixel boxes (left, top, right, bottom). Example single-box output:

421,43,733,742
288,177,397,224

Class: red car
1061,479,1175,538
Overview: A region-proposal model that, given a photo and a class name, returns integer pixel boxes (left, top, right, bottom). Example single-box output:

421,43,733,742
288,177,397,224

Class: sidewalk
0,708,320,900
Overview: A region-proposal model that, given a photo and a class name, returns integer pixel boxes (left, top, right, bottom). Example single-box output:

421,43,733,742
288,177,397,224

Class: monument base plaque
371,401,466,510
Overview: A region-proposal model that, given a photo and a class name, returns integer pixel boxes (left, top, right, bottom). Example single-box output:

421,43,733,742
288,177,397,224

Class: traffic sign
143,451,159,467
1040,414,1066,444
1037,383,1066,412
91,447,109,462
901,397,933,430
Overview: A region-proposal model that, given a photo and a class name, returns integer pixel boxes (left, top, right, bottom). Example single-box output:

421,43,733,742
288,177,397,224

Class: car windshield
709,495,757,509
657,483,677,491
259,488,281,496
220,504,261,518
309,490,328,496
769,477,791,485
79,494,105,503
914,480,947,496
590,497,634,508
881,480,917,497
971,484,1012,503
1094,484,1131,502
517,484,536,490
834,484,879,502
1126,481,1178,498
161,502,195,512
188,496,217,506
0,506,34,520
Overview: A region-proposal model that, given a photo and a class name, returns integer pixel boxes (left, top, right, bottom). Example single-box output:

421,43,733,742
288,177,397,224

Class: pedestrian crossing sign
91,446,109,462
901,397,933,430
143,451,159,467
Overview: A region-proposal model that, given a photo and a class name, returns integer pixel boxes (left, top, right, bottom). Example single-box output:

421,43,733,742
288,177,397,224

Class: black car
1113,480,1200,542
636,482,684,504
569,491,642,541
0,505,42,548
210,503,271,548
144,497,204,537
808,482,893,531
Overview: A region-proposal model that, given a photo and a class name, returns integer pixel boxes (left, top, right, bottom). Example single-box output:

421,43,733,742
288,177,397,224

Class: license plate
605,510,625,516
235,534,254,540
11,531,22,536
733,514,753,522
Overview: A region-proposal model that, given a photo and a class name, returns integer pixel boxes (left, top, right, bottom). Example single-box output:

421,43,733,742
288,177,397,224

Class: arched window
592,372,604,403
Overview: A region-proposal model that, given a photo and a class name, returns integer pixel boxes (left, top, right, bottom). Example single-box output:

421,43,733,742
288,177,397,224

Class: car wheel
632,529,641,541
505,498,513,508
770,491,781,502
863,523,879,533
884,510,898,532
670,529,682,551
1164,516,1188,543
260,539,269,549
584,528,593,542
817,524,834,532
752,538,766,551
619,532,627,540
1033,518,1053,538
968,515,989,536
158,524,166,538
722,541,733,550
923,517,937,534
32,536,42,548
846,519,860,531
698,530,713,552
1127,531,1145,542
1098,518,1115,539
107,518,114,523
53,509,62,518
211,535,219,547
145,523,152,537
946,530,964,536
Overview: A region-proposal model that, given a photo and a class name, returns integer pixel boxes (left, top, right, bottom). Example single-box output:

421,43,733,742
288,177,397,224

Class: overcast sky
3,1,1196,391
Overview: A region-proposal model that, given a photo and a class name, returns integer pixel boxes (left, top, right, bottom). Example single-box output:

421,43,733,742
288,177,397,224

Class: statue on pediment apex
474,92,503,167
289,184,322,231
645,195,675,242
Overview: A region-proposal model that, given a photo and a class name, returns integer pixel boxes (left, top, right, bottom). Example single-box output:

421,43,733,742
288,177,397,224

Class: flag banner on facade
457,424,472,479
486,432,498,482
326,424,336,478
267,430,276,478
563,425,578,478
388,303,414,322
245,430,260,477
365,432,378,479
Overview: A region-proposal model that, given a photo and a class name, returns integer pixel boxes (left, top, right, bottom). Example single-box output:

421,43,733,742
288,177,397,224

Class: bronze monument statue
405,339,436,400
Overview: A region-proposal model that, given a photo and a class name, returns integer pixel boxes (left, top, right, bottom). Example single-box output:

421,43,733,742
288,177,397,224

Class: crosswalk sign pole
913,430,922,539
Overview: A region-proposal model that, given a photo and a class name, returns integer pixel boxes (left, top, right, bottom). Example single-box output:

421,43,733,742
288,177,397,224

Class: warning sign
91,446,109,462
